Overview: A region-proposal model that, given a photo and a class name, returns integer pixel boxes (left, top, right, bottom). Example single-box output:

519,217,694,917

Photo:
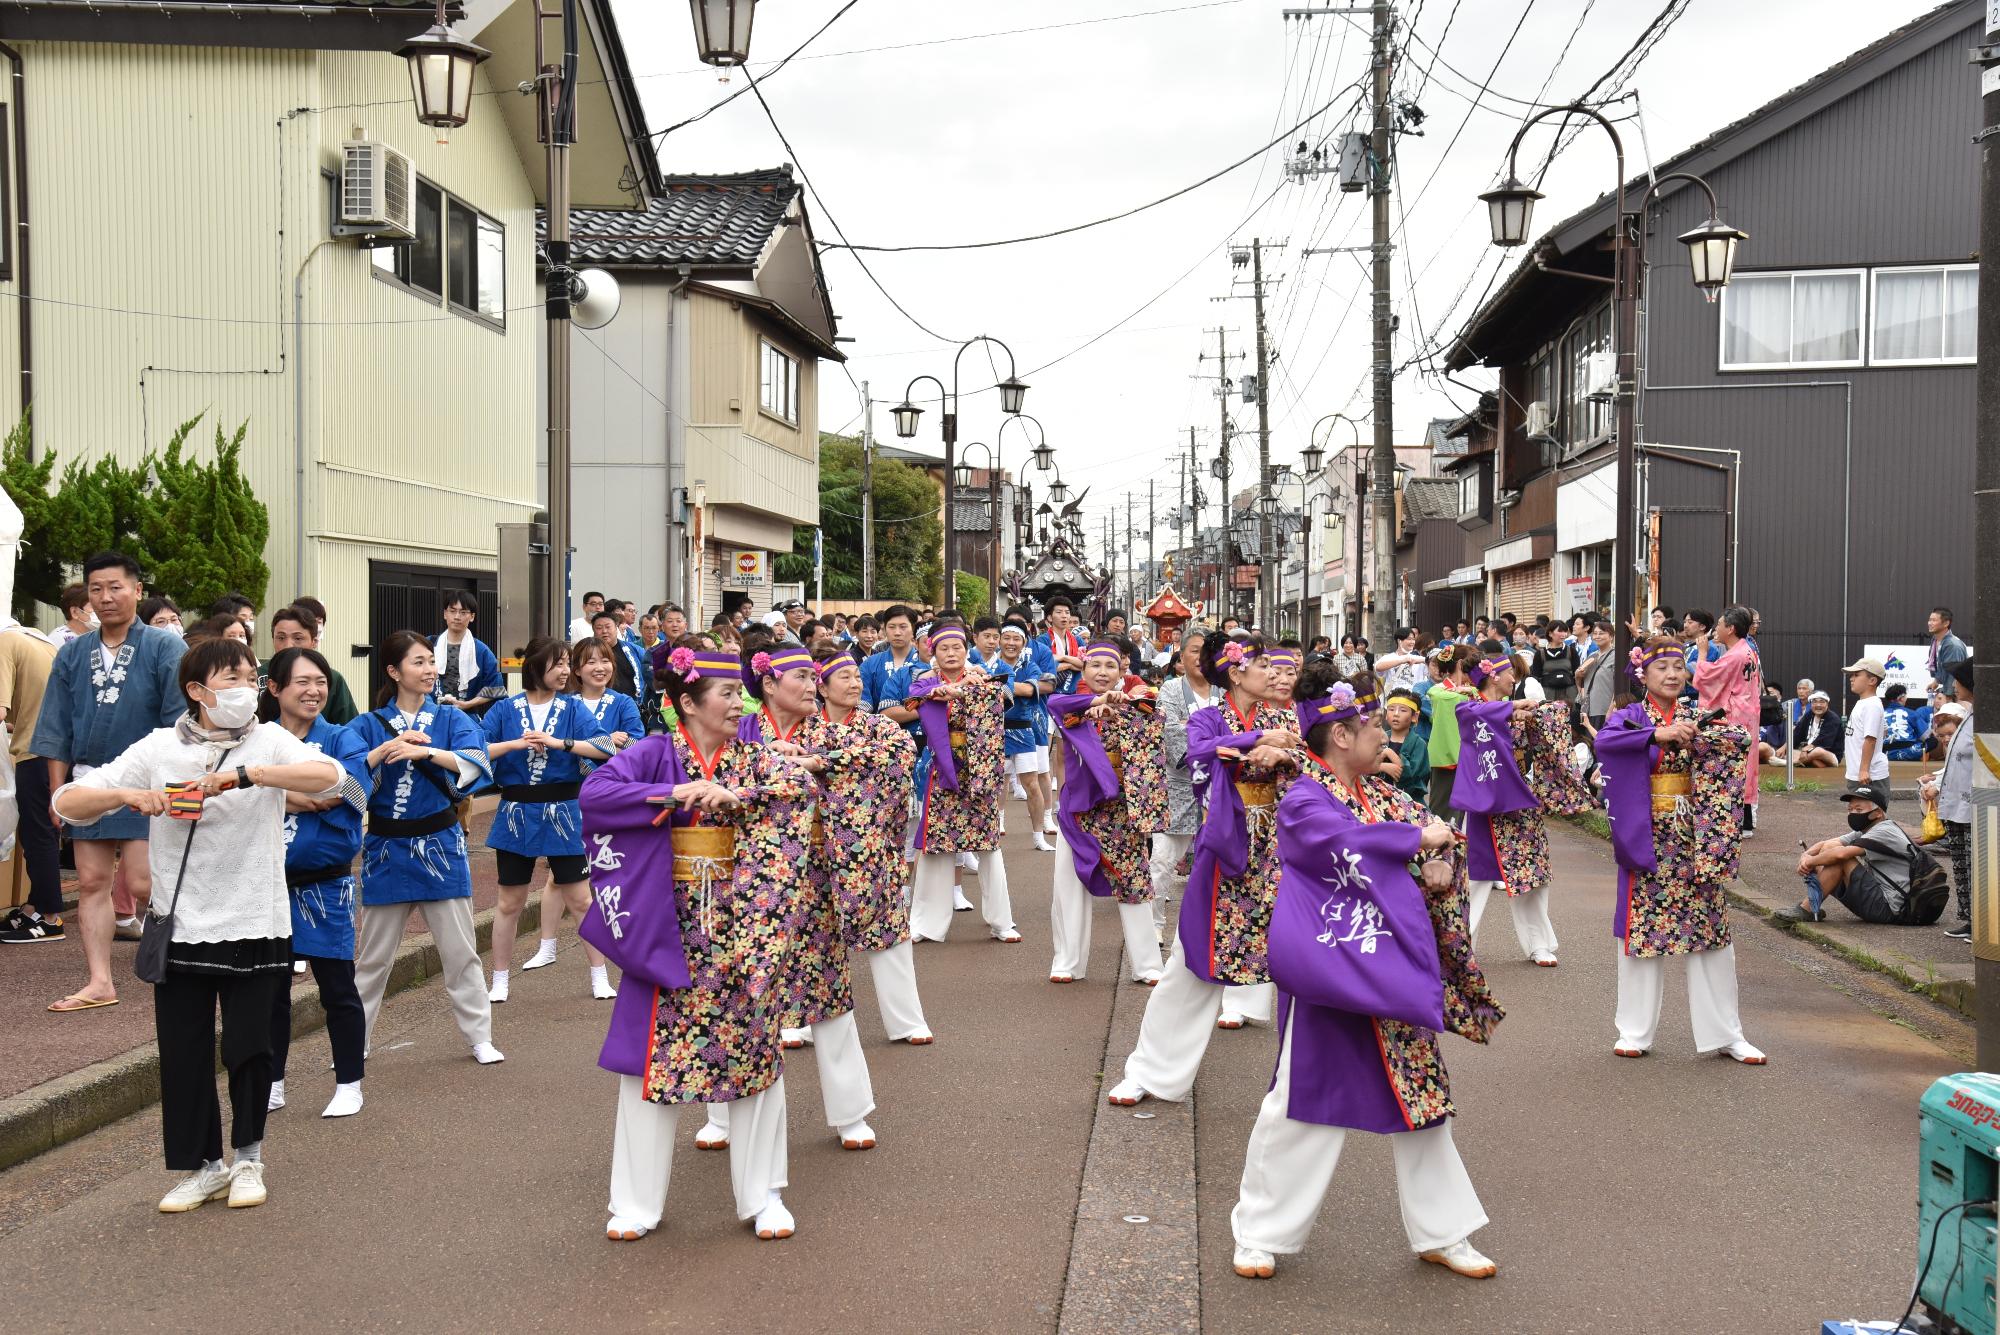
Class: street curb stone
0,899,541,1173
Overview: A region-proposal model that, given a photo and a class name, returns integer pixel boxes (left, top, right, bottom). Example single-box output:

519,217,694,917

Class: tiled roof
1403,478,1461,524
561,168,799,269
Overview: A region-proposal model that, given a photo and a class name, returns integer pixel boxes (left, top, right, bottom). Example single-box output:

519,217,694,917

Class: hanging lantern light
1050,479,1070,504
1301,441,1325,475
399,1,490,139
997,376,1029,415
689,0,756,68
1478,174,1544,247
1031,441,1055,472
1678,215,1748,302
952,460,975,489
891,400,923,439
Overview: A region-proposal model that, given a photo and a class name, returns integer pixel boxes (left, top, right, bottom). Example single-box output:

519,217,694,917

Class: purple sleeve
1185,705,1261,769
1593,703,1662,873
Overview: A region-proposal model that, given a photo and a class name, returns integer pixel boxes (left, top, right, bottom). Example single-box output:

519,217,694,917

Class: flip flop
48,994,118,1013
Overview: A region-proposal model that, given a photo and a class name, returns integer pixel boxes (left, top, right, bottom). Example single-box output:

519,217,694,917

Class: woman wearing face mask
1106,634,1303,1107
53,637,345,1213
1593,637,1764,1064
582,640,810,1244
1047,641,1170,987
259,647,371,1119
347,631,500,1065
482,637,614,1005
139,596,185,637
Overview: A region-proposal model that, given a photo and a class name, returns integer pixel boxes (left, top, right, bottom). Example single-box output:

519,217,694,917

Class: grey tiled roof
1403,478,1461,524
561,168,798,269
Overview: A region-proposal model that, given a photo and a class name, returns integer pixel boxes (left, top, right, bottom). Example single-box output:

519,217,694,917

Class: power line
649,0,863,144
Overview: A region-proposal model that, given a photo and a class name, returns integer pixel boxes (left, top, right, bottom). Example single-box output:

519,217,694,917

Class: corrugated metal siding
1494,561,1552,621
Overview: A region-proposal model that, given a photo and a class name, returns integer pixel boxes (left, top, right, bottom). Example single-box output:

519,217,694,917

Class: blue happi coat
31,623,187,841
350,703,492,905
482,692,599,859
976,649,1048,757
282,717,371,959
573,689,643,773
429,631,504,710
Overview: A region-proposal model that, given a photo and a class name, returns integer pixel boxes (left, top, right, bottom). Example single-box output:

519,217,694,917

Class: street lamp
993,415,1055,616
898,336,1028,611
1049,478,1071,505
689,0,757,68
1482,104,1746,671
399,0,490,140
1309,413,1367,628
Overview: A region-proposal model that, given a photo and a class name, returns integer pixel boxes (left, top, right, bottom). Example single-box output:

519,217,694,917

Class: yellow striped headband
1634,643,1684,671
1266,649,1301,669
816,653,857,682
1083,642,1126,664
667,646,742,683
1296,682,1377,729
930,626,967,648
1470,655,1515,684
756,646,815,678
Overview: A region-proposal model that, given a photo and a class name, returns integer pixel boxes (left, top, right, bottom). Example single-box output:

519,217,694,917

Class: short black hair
854,615,879,632
293,595,328,626
973,615,1001,634
591,610,617,627
84,551,143,583
258,646,336,724
520,635,569,690
604,598,626,615
1683,608,1715,633
269,605,317,637
1934,606,1955,625
442,589,479,616
582,591,605,604
137,595,180,625
1046,596,1074,613
177,634,258,701
882,604,916,629
1654,604,1676,623
1884,683,1908,703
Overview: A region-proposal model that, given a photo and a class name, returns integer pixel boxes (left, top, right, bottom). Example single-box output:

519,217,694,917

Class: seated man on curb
1780,782,1915,924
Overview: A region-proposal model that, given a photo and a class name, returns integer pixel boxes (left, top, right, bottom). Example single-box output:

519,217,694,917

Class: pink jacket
1695,636,1761,802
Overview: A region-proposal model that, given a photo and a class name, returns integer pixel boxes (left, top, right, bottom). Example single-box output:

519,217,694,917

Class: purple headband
930,626,967,648
1295,682,1377,733
816,653,858,682
1470,655,1515,685
1083,641,1125,663
667,646,743,684
758,646,814,678
1266,649,1301,669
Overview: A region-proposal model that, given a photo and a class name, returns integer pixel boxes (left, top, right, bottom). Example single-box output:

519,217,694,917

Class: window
760,340,798,421
1456,466,1481,519
1870,265,1976,364
1564,303,1613,444
371,177,502,328
1719,269,1863,369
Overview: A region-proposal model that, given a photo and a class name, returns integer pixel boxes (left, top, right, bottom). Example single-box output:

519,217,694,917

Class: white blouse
58,723,344,943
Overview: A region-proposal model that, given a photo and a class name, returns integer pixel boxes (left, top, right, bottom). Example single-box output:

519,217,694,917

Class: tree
953,571,989,616
777,434,941,602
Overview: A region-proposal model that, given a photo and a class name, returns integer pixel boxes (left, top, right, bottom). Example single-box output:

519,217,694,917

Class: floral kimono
1595,697,1751,958
1179,696,1300,985
1049,690,1170,905
1273,761,1502,1132
738,707,854,1030
815,705,918,952
581,727,812,1106
1481,700,1594,897
910,669,1007,855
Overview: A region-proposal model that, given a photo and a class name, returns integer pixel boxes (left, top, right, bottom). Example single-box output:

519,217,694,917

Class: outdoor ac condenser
341,138,415,237
1524,400,1555,441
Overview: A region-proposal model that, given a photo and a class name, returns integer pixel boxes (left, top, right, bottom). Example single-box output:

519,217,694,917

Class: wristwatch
235,765,254,790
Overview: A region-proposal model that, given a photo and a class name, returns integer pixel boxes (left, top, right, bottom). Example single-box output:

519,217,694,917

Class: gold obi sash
1236,779,1279,841
1103,746,1125,778
1649,772,1691,816
810,812,828,849
948,729,968,752
672,825,738,881
1235,780,1278,809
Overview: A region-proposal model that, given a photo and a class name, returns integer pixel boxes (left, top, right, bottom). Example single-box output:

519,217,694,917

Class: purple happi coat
1450,697,1539,886
1051,689,1170,904
1179,695,1300,985
579,729,809,1104
911,670,1006,854
1595,696,1751,958
1464,700,1593,894
738,707,854,1029
1271,763,1501,1133
814,705,918,952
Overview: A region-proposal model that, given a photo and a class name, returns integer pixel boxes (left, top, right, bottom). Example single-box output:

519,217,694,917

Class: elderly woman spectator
1922,666,1976,940
1774,690,1843,768
52,635,345,1214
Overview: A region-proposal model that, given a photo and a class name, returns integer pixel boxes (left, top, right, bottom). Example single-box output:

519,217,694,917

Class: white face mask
161,621,185,639
204,685,261,730
243,619,257,639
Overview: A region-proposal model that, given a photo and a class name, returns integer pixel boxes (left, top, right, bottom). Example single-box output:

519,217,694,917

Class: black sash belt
368,807,461,839
286,862,354,888
500,782,582,803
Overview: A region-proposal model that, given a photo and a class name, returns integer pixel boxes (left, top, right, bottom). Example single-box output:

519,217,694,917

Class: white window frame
1456,466,1481,520
1866,263,1977,367
1716,267,1867,372
759,339,798,423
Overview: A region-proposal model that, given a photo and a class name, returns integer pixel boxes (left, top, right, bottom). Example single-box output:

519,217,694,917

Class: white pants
706,1012,874,1132
356,898,491,1050
910,850,1014,941
1150,832,1192,933
1614,945,1748,1053
1049,830,1164,981
865,940,929,1040
1221,983,1275,1023
1232,1015,1486,1255
609,1074,788,1226
1123,935,1241,1100
1466,880,1559,959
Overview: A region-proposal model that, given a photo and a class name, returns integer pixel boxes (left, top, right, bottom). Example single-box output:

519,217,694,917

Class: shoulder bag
134,753,228,986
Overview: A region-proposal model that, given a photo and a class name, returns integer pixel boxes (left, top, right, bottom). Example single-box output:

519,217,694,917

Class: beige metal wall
685,288,819,525
7,40,539,698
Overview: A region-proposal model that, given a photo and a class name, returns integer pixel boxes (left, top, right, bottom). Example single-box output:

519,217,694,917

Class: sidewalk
0,800,543,1169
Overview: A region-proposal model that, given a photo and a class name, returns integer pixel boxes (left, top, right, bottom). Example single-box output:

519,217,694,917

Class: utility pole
1252,238,1275,632
1366,0,1399,647
1180,429,1192,580
1972,7,1999,1067
861,378,875,600
1124,492,1135,623
1147,477,1156,602
1196,326,1241,619
539,0,578,639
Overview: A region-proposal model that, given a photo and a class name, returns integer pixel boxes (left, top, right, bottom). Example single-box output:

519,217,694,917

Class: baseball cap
1841,656,1887,679
1837,780,1889,809
1936,702,1969,722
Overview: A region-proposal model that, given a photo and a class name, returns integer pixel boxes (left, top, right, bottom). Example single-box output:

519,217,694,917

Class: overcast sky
613,0,1950,565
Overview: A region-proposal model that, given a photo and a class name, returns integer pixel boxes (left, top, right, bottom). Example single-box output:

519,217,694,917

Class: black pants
271,955,366,1084
14,757,62,915
154,968,286,1171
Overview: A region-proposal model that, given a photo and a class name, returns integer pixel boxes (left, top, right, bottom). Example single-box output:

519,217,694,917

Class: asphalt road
0,818,1969,1334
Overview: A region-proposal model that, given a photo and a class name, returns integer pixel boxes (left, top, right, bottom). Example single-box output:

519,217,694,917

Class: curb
0,898,542,1173
1556,814,1974,1019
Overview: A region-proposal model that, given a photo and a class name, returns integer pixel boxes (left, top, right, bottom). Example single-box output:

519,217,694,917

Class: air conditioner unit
1523,400,1555,441
341,138,415,238
1584,350,1617,403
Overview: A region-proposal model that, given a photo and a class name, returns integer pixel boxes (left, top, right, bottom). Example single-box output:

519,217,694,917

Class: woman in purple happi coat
1231,665,1503,1285
1106,634,1303,1108
1452,649,1594,967
696,642,880,1156
1047,640,1171,986
584,642,813,1245
1594,637,1765,1064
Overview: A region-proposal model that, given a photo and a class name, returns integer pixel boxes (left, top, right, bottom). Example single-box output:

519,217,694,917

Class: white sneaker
1419,1237,1496,1278
472,1042,506,1065
838,1119,877,1150
953,886,975,911
1105,1078,1149,1107
1233,1246,1276,1279
266,1079,286,1112
292,959,308,976
1032,834,1055,852
158,1163,233,1213
591,972,618,1000
990,926,1022,943
521,939,559,971
227,1160,267,1209
780,1027,814,1049
754,1192,795,1240
1723,1040,1768,1065
487,974,509,1004
321,1082,364,1118
956,852,980,873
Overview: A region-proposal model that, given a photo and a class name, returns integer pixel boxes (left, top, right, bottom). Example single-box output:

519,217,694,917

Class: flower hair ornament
1218,640,1248,667
1470,655,1515,686
678,648,744,684
668,646,696,676
750,651,774,679
1295,679,1377,732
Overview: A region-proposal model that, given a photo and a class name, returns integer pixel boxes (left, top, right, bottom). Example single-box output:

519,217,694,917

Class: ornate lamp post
399,0,490,143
